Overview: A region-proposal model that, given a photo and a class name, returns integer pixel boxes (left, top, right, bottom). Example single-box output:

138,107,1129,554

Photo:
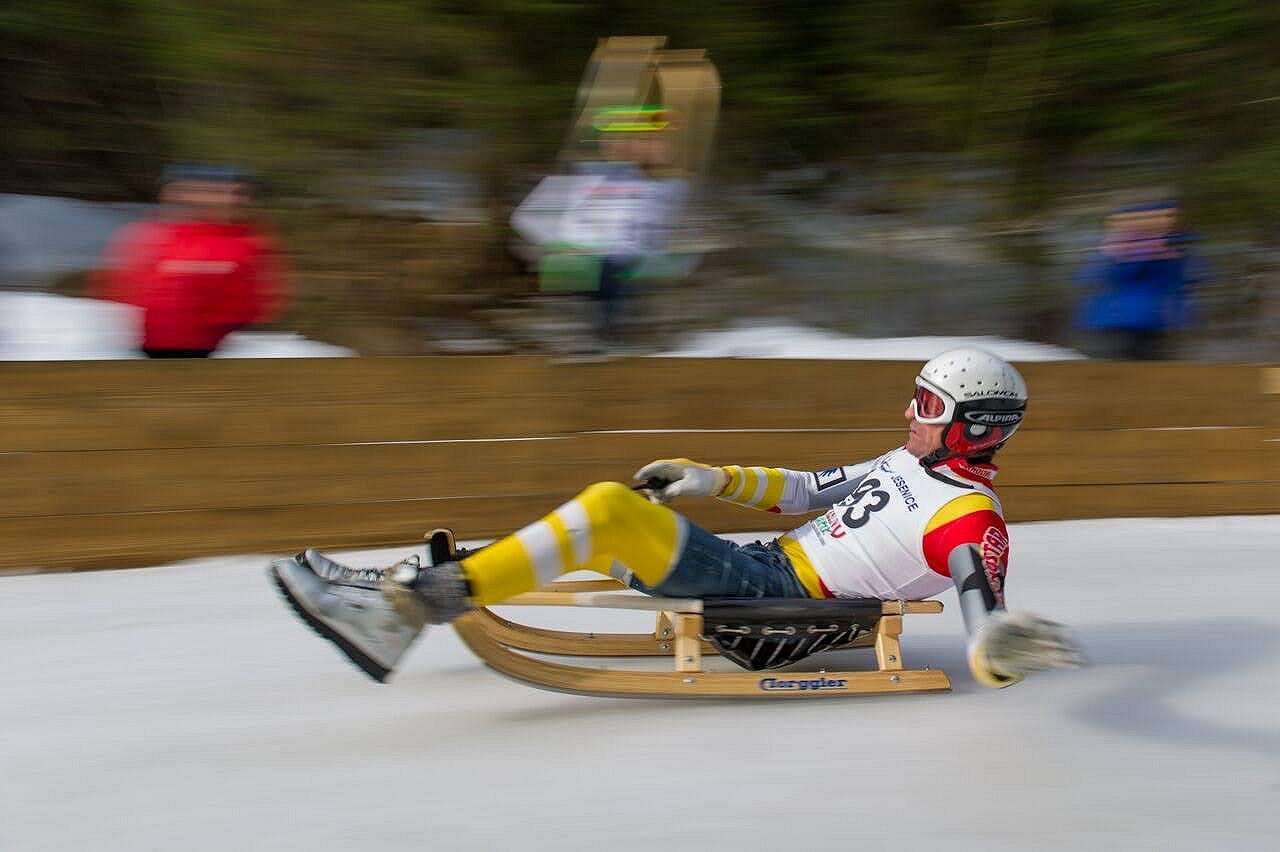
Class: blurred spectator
587,116,663,343
545,106,688,350
93,164,287,358
1074,201,1205,360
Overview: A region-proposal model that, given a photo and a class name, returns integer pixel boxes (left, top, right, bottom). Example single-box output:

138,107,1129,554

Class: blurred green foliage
4,0,1278,229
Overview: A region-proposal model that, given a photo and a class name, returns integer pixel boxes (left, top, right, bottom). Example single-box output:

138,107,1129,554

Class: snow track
2,517,1277,851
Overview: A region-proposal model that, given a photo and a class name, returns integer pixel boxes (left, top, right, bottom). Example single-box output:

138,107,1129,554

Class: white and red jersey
716,447,1010,603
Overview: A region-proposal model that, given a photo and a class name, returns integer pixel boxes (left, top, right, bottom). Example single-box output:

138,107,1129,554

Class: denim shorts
629,521,811,599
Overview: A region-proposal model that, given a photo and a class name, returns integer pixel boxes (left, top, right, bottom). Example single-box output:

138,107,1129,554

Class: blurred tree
2,0,1277,231
1,0,170,196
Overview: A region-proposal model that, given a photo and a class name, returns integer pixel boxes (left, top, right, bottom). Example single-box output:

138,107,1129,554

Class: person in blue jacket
1075,201,1206,360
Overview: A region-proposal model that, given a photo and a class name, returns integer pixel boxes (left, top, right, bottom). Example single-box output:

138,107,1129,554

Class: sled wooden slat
501,590,705,611
544,579,633,593
471,608,720,656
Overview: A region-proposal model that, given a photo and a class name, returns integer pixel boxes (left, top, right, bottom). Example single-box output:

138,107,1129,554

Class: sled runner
453,577,951,699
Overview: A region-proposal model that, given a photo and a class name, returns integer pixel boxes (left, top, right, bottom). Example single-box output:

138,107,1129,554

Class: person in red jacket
94,164,288,358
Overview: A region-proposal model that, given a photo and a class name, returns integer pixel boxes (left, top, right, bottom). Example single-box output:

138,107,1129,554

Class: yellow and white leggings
459,482,689,606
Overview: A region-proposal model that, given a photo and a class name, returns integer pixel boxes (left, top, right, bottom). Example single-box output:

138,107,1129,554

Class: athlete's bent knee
578,480,636,506
577,481,646,525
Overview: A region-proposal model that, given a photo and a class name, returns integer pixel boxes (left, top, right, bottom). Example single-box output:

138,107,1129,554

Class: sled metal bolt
659,643,670,651
890,675,901,683
683,677,695,684
888,655,897,663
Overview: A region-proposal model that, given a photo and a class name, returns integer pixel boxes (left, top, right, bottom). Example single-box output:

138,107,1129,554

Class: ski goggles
910,378,955,424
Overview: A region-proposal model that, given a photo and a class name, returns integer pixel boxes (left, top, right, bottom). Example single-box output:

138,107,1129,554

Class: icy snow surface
0,291,353,359
2,517,1278,851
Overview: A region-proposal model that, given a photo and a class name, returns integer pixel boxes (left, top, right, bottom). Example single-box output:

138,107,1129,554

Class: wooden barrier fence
2,358,1277,571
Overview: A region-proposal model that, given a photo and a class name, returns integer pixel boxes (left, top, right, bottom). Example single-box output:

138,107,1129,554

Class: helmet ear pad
943,421,1008,458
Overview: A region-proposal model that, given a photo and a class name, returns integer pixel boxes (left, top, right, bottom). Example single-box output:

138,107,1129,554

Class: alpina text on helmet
963,411,1024,426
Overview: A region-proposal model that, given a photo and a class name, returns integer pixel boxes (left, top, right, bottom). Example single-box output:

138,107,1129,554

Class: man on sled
272,347,1081,689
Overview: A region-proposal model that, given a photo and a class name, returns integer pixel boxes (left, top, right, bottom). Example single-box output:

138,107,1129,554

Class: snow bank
0,291,352,359
659,321,1085,361
2,293,1081,362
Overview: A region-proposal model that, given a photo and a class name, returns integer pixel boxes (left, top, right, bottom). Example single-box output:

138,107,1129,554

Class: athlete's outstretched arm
717,461,878,513
948,544,1083,688
948,544,1019,687
634,458,878,513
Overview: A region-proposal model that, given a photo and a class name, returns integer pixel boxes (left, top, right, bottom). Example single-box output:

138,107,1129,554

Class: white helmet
911,347,1027,464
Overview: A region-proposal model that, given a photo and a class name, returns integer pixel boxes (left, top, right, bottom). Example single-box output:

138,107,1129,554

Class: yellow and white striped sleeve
718,459,882,514
716,466,813,513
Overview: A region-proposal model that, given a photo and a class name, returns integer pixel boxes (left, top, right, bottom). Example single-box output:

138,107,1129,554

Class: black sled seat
700,597,887,671
452,579,951,699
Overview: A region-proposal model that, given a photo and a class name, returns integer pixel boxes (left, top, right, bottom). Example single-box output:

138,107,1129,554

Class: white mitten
967,611,1085,688
633,458,729,505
